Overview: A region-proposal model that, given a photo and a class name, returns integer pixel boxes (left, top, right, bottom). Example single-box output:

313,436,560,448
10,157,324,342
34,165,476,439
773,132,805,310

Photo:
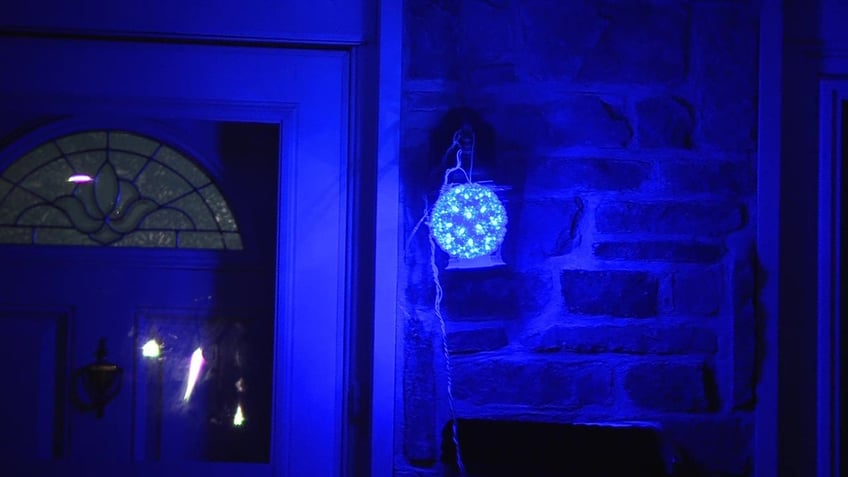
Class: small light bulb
141,339,161,358
233,404,245,427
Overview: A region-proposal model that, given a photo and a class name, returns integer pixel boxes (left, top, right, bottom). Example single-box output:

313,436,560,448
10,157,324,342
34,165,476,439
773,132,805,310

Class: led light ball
431,183,508,260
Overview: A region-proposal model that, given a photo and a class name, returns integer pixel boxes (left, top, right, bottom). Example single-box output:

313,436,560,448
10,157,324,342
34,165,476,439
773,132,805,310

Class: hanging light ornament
431,182,507,259
429,127,508,266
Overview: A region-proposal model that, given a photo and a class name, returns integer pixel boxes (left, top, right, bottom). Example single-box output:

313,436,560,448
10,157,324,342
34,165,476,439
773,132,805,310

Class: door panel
0,308,69,461
0,36,349,477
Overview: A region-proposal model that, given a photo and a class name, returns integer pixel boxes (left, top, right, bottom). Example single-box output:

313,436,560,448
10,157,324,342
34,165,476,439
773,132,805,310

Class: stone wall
397,1,758,476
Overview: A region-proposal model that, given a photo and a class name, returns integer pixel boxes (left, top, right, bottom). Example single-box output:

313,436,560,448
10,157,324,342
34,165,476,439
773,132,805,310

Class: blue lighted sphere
431,183,508,259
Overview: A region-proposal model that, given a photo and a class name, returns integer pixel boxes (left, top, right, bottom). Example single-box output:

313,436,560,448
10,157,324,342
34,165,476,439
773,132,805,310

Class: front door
0,36,351,476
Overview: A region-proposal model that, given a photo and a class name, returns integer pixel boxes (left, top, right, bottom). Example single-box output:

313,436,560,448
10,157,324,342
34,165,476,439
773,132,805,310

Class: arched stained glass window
0,130,243,250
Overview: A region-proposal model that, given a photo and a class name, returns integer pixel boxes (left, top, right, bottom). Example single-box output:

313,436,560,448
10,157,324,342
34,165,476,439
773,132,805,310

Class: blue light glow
431,183,507,259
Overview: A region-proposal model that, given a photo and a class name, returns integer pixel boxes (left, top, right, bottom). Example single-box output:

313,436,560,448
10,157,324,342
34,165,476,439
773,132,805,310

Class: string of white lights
412,126,505,475
427,221,467,476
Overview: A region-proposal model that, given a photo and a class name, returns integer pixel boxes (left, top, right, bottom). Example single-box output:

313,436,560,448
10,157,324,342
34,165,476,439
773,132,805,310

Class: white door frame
370,0,402,476
0,38,351,477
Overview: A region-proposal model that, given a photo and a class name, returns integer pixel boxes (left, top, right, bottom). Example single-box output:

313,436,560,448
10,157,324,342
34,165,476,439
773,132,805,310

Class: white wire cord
428,222,467,476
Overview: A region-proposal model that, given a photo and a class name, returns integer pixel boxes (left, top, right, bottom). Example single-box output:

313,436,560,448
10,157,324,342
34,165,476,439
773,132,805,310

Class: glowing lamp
431,182,507,260
141,339,161,358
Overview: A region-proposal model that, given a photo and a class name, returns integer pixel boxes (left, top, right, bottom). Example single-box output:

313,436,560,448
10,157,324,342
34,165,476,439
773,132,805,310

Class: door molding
817,79,845,477
371,1,402,476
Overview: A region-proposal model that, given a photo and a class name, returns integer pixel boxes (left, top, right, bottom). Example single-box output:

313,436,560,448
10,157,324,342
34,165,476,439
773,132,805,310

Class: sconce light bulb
141,339,161,358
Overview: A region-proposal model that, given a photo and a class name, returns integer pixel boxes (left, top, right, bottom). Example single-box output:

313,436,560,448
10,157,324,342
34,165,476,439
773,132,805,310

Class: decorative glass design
0,130,243,249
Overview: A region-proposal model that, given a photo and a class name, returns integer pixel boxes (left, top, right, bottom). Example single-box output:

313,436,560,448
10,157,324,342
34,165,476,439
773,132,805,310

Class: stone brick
624,362,716,412
453,357,610,406
732,254,756,408
461,0,516,67
662,415,754,475
479,103,556,150
693,4,758,151
577,3,688,85
595,201,745,236
514,198,583,264
546,95,633,148
442,268,551,321
560,270,658,318
447,326,509,354
575,366,614,405
593,240,726,263
636,96,694,149
672,268,723,316
403,312,437,464
516,0,605,79
405,0,461,81
658,159,756,196
481,96,632,149
528,324,717,355
527,158,651,192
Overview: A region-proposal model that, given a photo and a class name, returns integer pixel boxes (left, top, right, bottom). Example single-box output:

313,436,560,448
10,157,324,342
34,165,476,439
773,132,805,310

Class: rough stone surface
560,270,659,318
481,96,632,149
447,326,509,355
516,0,605,80
693,4,758,151
461,0,516,66
528,324,718,355
404,0,461,81
672,268,723,316
398,0,757,473
453,357,611,406
546,95,633,148
513,197,583,264
732,254,756,408
527,158,651,192
636,96,694,149
624,362,716,412
595,200,745,236
577,3,688,84
403,312,437,465
658,159,756,196
593,240,726,263
442,268,551,321
575,366,614,405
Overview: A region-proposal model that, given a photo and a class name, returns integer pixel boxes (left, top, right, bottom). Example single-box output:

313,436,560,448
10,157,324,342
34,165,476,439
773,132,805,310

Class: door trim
371,1,402,476
817,79,845,477
0,38,352,476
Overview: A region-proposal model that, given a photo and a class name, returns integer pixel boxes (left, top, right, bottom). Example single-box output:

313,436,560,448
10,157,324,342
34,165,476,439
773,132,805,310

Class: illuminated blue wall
398,1,758,475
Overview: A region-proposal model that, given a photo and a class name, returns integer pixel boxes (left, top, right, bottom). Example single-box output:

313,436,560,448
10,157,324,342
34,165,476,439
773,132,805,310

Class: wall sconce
430,126,508,269
71,337,123,418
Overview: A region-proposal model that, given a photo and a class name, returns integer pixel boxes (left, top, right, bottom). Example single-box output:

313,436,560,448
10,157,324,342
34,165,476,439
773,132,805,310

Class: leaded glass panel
2,143,61,183
0,130,243,249
56,131,107,154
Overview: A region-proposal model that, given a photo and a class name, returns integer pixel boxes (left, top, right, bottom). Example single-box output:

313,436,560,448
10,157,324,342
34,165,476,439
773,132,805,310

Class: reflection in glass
141,339,161,359
183,348,204,402
134,314,272,463
233,404,245,427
